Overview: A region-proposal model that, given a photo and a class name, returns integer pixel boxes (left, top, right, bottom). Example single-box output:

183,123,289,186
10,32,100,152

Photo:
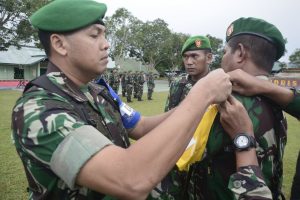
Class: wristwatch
233,133,256,151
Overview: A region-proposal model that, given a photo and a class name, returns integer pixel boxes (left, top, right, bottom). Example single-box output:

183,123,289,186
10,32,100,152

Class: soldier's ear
50,34,68,56
236,43,248,64
206,53,213,64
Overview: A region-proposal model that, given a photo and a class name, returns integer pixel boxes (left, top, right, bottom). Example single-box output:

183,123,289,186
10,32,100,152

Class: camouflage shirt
155,75,288,200
12,63,131,200
186,93,287,200
164,75,196,112
284,88,300,119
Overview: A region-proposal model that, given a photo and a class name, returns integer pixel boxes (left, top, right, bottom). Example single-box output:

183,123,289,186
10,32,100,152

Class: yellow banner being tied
176,104,218,171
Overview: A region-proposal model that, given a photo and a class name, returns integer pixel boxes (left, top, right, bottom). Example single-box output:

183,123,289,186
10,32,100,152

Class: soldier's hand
227,69,266,96
201,68,232,104
218,95,254,139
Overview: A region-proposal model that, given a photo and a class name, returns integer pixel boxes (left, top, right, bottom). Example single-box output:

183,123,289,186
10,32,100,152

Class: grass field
0,90,298,199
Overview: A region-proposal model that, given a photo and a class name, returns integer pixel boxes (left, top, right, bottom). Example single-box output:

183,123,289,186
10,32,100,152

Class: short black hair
227,35,277,73
38,30,53,57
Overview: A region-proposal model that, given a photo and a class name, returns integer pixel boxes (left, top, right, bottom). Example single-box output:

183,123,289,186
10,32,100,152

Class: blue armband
96,79,141,128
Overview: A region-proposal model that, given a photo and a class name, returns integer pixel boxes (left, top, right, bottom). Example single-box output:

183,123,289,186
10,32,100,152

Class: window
14,67,24,79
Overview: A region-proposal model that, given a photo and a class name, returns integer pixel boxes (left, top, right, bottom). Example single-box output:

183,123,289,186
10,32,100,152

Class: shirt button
233,180,242,189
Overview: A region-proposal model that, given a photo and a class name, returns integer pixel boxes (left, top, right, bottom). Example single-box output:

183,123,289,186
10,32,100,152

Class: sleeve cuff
50,125,113,189
228,165,272,199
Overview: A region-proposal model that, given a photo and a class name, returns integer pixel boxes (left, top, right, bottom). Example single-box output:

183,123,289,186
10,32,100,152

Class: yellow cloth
176,105,218,171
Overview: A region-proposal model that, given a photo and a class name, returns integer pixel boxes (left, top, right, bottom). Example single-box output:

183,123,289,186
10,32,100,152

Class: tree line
1,1,299,73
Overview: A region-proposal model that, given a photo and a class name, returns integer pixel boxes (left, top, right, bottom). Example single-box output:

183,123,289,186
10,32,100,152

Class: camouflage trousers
126,84,133,102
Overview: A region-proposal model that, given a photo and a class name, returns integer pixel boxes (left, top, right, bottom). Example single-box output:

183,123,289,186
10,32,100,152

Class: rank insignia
227,24,234,37
195,39,202,48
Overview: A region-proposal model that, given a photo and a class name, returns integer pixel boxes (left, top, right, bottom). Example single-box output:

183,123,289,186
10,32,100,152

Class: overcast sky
99,0,299,62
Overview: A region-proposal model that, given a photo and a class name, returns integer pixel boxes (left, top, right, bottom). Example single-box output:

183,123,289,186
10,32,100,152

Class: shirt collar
45,62,105,102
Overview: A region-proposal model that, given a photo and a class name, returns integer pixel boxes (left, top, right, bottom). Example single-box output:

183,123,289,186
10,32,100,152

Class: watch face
236,135,249,148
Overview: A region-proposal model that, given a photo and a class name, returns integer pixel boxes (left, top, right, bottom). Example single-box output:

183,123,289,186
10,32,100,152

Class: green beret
30,0,107,32
181,35,211,55
226,17,285,60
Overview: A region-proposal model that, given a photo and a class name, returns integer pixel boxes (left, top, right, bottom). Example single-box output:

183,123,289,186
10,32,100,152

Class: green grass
0,90,298,199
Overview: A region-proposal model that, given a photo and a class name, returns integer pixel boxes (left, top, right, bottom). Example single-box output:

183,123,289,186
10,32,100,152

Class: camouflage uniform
12,62,131,200
121,72,127,97
109,69,120,93
147,73,155,100
167,73,176,87
165,75,196,111
137,72,145,101
125,71,134,103
155,75,288,200
133,72,139,98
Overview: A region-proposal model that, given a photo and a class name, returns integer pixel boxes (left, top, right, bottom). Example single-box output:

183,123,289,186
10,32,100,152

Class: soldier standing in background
108,69,114,88
147,72,155,100
120,71,127,97
125,71,134,102
165,35,212,111
133,71,139,98
137,71,145,101
150,35,212,199
112,68,120,94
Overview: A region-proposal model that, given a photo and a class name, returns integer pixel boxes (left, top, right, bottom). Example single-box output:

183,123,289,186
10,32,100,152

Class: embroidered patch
195,39,202,48
226,24,234,37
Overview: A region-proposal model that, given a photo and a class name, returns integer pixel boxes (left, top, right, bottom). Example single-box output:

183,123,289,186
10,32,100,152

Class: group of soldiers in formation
98,69,156,103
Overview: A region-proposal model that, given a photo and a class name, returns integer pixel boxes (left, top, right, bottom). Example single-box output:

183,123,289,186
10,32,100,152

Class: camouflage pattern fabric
11,63,131,199
228,165,272,200
284,88,300,119
125,72,134,102
185,93,286,200
133,72,139,98
121,72,127,97
164,75,196,112
147,73,155,100
154,75,287,200
137,73,145,101
109,70,120,93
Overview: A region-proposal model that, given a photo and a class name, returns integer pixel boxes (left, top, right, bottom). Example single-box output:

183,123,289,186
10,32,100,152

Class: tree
130,18,172,71
104,8,141,60
289,49,300,66
0,0,50,51
156,32,189,73
206,34,224,70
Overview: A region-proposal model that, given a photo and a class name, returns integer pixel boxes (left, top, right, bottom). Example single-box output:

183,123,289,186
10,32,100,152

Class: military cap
226,17,285,60
30,0,107,32
181,35,211,55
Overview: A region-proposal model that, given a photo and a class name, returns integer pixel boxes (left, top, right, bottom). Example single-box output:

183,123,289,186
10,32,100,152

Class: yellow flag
176,105,218,171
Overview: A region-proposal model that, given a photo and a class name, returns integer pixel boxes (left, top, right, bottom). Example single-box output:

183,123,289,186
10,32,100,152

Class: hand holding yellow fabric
176,105,218,171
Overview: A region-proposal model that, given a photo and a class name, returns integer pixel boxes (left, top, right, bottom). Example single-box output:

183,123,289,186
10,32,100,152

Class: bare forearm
130,108,176,139
235,148,258,169
262,81,294,106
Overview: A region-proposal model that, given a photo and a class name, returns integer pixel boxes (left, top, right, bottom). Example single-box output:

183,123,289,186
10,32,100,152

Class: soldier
113,68,120,93
165,35,212,111
108,69,114,87
154,18,294,200
167,72,175,87
185,17,290,200
133,71,139,98
125,70,134,102
147,72,155,100
108,68,120,93
10,0,234,199
120,71,127,97
151,35,213,199
137,71,145,101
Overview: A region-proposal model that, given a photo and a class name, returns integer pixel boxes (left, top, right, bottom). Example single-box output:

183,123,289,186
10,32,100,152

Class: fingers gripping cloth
97,79,141,129
176,105,218,171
